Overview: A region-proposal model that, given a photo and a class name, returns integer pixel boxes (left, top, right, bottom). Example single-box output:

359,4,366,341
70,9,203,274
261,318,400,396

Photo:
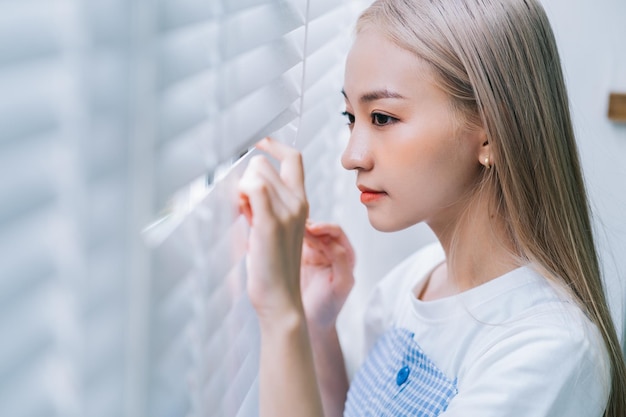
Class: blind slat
152,224,197,299
155,121,217,205
218,75,301,153
158,22,219,87
159,0,217,31
0,4,60,68
307,7,352,56
221,2,305,59
84,306,126,376
0,358,55,417
220,34,304,107
158,70,216,144
0,290,54,377
308,0,343,21
0,66,66,143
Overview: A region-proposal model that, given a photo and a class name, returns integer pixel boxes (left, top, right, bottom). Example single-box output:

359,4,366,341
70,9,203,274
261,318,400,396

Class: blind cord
293,0,311,147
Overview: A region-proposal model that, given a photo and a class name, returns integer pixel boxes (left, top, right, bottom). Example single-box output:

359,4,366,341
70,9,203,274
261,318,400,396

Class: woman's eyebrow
341,88,406,103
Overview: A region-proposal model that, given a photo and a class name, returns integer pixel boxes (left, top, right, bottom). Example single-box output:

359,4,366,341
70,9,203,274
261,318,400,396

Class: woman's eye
341,111,355,125
372,113,396,126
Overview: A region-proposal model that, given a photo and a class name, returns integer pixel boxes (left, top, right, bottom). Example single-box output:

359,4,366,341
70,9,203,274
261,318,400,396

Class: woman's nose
341,129,373,171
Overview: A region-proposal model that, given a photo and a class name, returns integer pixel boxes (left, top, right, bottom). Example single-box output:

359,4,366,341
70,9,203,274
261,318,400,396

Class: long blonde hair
357,0,626,415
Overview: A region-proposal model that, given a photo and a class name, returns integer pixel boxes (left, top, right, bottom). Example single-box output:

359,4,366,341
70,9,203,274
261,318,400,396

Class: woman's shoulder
469,266,610,372
457,269,611,414
452,304,611,416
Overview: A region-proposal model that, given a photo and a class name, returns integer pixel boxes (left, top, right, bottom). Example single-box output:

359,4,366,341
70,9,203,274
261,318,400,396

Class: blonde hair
357,0,626,415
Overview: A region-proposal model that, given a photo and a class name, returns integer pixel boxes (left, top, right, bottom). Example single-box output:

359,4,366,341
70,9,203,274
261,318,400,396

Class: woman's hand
238,138,351,417
238,138,309,323
301,222,355,331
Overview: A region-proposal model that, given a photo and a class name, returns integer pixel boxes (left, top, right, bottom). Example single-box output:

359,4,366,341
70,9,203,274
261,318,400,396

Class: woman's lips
358,185,387,204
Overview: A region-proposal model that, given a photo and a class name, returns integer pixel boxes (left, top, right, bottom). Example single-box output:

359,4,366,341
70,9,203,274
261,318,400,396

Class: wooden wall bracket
608,92,626,122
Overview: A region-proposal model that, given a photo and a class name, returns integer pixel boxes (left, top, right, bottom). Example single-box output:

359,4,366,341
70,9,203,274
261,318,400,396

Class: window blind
0,0,367,416
145,1,367,416
154,0,308,207
0,1,130,416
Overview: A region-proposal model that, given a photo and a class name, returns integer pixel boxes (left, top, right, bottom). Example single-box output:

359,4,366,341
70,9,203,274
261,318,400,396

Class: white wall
542,0,626,339
335,0,626,375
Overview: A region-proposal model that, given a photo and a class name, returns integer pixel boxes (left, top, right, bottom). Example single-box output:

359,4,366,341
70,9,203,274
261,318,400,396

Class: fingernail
238,193,253,225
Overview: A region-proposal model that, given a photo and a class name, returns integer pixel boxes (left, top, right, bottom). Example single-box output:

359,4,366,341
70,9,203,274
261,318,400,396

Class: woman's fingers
302,230,332,267
239,138,309,225
256,137,306,199
238,169,276,227
302,223,356,290
238,157,294,225
306,222,356,268
238,193,253,225
248,155,304,216
328,243,355,294
300,226,355,328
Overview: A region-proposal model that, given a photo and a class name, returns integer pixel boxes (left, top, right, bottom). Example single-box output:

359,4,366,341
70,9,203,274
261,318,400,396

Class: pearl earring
484,155,491,169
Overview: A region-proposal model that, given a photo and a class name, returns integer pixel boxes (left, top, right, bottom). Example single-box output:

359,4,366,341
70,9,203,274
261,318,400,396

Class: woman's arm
309,324,350,417
239,138,325,417
258,309,324,417
301,222,355,417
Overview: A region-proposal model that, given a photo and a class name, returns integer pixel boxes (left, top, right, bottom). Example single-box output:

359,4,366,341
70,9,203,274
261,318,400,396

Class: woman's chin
368,214,415,233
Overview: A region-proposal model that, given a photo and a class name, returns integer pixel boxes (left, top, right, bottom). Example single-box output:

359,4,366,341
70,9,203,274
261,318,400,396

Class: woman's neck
422,195,521,300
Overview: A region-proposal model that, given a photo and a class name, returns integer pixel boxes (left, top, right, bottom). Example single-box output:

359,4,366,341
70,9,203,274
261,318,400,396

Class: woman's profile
237,0,626,416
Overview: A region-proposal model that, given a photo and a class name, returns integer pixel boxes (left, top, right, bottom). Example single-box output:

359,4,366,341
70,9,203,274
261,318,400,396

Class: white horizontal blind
298,0,361,220
0,0,365,415
154,0,308,207
154,0,220,206
0,1,130,417
146,0,366,416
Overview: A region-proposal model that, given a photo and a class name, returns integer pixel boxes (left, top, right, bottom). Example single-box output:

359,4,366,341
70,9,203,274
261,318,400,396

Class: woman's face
341,28,485,233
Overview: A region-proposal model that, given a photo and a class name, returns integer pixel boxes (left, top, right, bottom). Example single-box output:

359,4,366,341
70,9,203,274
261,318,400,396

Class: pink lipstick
358,185,386,204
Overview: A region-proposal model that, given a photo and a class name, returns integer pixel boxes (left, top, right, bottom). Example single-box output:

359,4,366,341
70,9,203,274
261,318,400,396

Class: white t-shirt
344,242,610,416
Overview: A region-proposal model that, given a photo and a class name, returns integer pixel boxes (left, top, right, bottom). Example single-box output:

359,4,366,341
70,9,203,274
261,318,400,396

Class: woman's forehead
344,30,439,103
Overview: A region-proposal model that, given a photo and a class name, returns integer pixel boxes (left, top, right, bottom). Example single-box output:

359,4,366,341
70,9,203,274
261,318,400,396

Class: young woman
238,0,626,416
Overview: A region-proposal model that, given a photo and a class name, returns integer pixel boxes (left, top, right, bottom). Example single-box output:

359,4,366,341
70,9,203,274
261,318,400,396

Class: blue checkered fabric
345,328,458,416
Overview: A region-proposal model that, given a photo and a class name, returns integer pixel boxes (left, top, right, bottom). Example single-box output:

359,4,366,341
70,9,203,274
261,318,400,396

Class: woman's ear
477,130,492,169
